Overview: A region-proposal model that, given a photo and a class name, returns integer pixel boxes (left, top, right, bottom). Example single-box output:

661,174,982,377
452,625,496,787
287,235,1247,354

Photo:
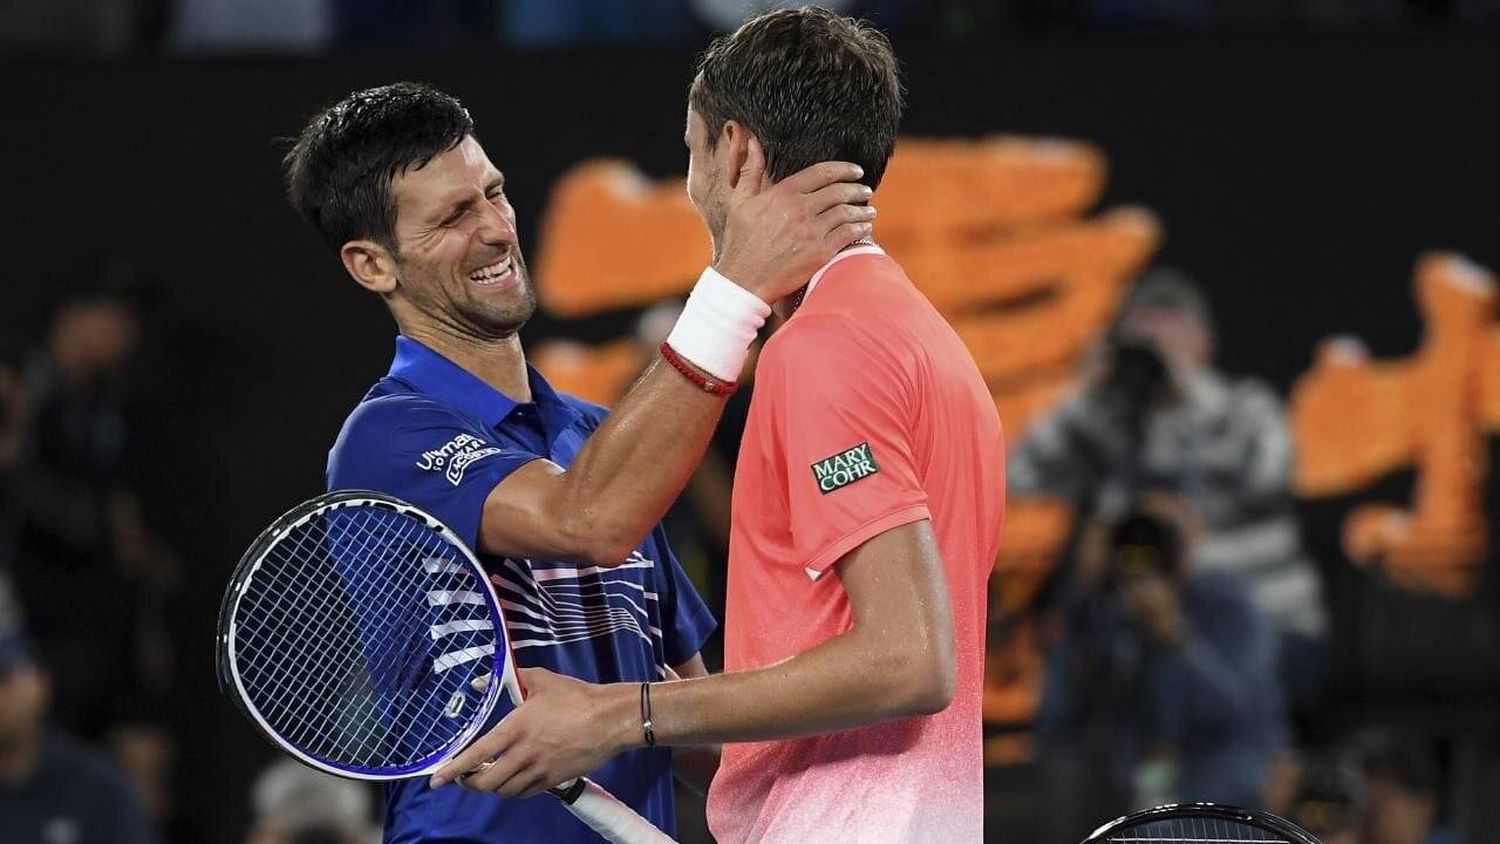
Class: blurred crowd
2,0,1499,54
1290,731,1457,844
0,266,389,844
0,269,175,842
1007,268,1458,843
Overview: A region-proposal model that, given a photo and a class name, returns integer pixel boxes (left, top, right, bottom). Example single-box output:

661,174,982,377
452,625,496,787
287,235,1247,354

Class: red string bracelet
659,341,739,397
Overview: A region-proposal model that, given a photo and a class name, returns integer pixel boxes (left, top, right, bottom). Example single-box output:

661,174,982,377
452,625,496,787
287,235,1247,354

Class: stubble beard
706,197,728,266
402,251,539,342
467,250,538,338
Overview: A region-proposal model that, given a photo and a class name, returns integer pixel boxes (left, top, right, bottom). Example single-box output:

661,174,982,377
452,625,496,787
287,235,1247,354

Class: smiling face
367,136,536,341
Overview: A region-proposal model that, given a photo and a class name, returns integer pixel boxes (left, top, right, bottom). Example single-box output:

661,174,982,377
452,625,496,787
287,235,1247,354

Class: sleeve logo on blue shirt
417,433,505,486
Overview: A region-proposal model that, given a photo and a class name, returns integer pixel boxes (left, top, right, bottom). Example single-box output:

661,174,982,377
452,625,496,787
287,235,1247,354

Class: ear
339,240,400,295
720,120,761,191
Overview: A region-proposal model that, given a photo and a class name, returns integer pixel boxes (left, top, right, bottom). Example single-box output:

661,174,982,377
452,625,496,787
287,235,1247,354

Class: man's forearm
480,157,872,565
543,356,730,563
428,522,953,797
488,264,772,565
552,157,874,562
605,625,949,751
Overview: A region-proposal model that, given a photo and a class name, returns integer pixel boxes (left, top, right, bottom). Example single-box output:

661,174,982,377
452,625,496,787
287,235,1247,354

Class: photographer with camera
1035,500,1286,841
1011,267,1328,708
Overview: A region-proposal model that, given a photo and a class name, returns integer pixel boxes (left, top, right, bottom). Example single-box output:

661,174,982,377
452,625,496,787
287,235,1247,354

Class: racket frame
1083,802,1321,844
216,490,515,780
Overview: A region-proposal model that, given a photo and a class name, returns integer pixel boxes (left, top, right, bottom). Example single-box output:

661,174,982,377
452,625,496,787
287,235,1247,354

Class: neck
775,237,877,321
0,729,41,784
400,321,531,402
773,286,807,322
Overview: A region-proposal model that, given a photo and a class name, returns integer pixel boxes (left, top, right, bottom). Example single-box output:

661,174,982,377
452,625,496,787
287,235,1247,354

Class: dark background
4,32,1499,841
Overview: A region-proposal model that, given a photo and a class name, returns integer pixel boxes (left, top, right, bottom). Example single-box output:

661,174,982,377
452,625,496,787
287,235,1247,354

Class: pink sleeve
761,315,931,579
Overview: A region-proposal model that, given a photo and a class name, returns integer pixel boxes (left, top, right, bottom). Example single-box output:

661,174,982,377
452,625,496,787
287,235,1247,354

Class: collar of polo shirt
803,242,886,301
386,336,581,435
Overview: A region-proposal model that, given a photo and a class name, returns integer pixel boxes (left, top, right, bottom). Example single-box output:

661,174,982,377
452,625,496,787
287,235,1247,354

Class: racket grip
556,777,674,843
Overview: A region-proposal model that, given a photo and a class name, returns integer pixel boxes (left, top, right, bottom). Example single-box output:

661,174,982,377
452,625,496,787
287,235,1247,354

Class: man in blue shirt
328,337,716,841
282,82,873,842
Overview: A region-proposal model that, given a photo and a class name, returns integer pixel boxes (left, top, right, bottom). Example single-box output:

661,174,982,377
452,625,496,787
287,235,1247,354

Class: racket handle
553,777,674,843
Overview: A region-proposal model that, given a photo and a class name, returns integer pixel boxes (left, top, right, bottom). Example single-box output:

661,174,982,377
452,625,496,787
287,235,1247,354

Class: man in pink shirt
434,9,1006,841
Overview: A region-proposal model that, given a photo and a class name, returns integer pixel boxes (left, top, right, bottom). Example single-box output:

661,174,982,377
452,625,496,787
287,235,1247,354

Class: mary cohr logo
811,442,880,494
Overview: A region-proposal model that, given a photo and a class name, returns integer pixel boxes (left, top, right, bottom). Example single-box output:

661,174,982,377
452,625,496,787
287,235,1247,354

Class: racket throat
548,778,587,804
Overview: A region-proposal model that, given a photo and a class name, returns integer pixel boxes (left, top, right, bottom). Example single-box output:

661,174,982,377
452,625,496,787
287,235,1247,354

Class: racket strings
256,518,420,755
335,510,477,763
1107,816,1290,843
237,515,410,763
248,512,454,763
231,504,499,771
242,517,406,724
237,530,368,740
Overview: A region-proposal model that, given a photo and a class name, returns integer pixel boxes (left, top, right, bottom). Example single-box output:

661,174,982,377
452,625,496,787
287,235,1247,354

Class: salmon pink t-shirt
706,246,1006,844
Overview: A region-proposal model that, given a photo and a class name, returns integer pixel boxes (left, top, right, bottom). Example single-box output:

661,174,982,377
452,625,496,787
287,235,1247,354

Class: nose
475,195,516,246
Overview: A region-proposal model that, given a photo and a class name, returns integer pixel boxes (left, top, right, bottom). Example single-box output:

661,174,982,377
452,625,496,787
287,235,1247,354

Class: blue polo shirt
326,336,716,843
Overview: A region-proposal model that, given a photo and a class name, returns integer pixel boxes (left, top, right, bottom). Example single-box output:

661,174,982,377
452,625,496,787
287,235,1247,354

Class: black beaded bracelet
640,682,656,748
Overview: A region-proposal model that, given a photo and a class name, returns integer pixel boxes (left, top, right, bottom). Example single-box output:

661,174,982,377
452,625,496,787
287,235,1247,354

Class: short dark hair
690,7,904,190
284,82,474,253
1123,266,1215,332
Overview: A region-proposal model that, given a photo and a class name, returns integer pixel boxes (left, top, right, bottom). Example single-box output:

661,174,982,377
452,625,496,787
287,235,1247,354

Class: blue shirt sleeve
649,524,717,668
327,394,540,550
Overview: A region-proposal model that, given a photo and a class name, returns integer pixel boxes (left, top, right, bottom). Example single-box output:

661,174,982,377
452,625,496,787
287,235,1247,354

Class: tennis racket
1083,803,1321,843
216,490,672,844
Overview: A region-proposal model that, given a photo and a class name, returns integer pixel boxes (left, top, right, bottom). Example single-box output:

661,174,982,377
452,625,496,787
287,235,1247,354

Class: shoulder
759,315,911,408
328,391,495,488
778,255,943,368
819,252,910,292
1019,388,1098,443
810,253,922,318
336,391,480,446
762,309,891,372
1221,374,1285,418
1043,389,1099,425
553,390,609,431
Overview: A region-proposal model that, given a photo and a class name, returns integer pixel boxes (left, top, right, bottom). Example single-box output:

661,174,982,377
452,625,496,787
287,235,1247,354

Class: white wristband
664,267,771,382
